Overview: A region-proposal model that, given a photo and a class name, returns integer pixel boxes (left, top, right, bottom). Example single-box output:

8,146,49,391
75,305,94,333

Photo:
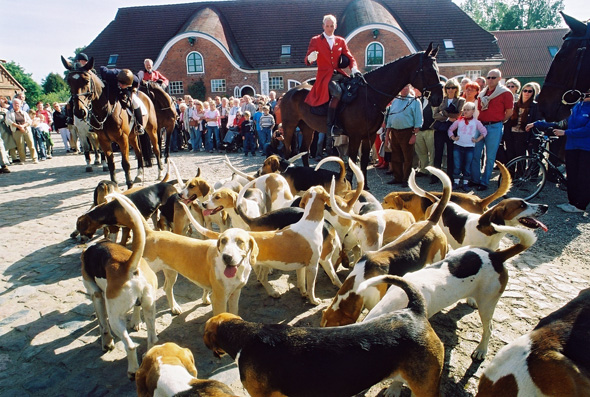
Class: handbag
188,119,198,127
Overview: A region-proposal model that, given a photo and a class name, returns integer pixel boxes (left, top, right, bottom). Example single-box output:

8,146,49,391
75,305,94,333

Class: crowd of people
374,68,589,213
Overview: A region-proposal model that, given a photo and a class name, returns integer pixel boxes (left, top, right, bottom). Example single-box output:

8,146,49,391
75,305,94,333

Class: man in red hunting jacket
305,14,360,137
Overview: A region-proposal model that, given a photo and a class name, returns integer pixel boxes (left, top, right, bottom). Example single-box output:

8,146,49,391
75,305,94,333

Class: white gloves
307,51,319,63
351,67,361,76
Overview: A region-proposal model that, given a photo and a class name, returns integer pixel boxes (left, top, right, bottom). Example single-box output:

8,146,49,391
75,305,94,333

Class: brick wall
348,29,412,72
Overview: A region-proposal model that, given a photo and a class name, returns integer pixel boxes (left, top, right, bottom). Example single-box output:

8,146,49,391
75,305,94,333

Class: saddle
309,75,364,116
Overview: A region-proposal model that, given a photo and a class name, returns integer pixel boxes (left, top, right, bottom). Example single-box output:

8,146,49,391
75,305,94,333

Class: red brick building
84,0,504,99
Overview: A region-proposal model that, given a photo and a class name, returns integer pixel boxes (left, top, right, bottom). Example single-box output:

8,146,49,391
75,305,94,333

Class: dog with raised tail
204,276,443,397
81,193,158,379
359,226,537,361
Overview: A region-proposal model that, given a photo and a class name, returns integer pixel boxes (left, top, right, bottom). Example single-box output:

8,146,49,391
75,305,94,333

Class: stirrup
136,125,145,135
329,125,343,137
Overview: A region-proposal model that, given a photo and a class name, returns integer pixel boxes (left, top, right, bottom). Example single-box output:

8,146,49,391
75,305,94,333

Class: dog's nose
222,254,233,266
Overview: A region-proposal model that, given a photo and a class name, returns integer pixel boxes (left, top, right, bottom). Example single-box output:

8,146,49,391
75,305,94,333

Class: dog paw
383,381,404,397
466,297,478,308
471,346,487,361
127,371,136,381
102,340,115,352
171,304,183,315
129,321,142,332
307,296,321,306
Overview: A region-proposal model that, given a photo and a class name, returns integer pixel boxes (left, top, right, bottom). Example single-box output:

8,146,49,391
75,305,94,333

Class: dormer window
443,39,454,50
281,45,291,56
107,54,119,66
548,46,558,57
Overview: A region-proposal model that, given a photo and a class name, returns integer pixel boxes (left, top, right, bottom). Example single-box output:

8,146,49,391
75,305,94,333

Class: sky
2,0,589,84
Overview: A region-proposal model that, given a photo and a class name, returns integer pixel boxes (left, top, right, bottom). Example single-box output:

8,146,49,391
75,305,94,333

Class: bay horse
62,56,163,188
537,13,590,122
139,81,177,163
280,43,443,189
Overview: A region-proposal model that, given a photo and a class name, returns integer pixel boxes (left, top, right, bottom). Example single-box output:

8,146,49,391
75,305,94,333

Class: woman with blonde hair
504,82,540,163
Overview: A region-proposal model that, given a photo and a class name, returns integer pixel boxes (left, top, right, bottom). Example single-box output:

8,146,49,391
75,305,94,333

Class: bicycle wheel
501,156,546,200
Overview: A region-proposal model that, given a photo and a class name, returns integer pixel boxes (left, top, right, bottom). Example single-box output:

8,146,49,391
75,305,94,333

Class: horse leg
119,138,135,189
163,127,171,164
359,139,373,191
100,152,107,172
84,151,93,172
148,128,163,181
298,123,315,167
98,135,117,184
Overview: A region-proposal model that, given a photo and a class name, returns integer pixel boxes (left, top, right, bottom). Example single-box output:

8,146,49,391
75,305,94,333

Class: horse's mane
364,51,424,78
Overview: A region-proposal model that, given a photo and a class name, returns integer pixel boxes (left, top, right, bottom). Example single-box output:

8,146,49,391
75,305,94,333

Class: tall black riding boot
327,97,344,137
133,107,145,135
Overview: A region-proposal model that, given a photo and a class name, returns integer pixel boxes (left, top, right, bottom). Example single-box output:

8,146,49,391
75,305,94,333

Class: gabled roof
0,62,25,92
492,28,569,77
83,0,502,73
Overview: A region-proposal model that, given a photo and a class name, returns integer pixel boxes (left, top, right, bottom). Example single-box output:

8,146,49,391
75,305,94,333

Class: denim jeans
470,122,503,186
243,133,256,154
189,126,202,152
453,144,474,181
32,127,47,159
206,126,220,151
259,127,271,151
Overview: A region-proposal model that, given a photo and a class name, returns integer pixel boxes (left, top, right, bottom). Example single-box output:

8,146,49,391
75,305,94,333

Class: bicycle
500,128,567,200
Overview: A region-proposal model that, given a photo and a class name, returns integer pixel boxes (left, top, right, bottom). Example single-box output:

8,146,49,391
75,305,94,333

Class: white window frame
169,81,184,95
211,79,226,92
186,51,205,74
365,42,384,67
465,70,481,81
288,79,301,89
269,76,284,91
107,54,119,67
443,39,454,49
281,45,291,56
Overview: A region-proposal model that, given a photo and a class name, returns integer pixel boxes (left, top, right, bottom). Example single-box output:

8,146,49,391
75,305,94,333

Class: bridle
542,24,590,105
363,52,443,101
68,70,112,130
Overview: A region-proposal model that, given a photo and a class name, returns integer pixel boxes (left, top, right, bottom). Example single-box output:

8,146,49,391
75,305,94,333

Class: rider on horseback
305,14,361,138
137,59,169,90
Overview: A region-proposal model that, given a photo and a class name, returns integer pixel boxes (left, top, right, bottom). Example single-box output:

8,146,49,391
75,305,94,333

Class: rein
70,71,113,130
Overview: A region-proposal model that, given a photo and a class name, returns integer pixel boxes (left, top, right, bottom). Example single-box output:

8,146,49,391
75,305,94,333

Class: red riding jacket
304,34,358,107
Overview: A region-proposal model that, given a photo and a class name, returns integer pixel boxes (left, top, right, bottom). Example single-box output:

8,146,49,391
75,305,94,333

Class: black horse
537,13,590,122
279,43,444,189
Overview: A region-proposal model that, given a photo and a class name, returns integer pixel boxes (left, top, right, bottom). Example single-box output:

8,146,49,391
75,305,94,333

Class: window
187,52,204,74
443,39,454,49
548,46,559,58
465,70,481,81
288,79,301,89
169,81,184,95
281,45,291,56
366,42,384,66
211,79,226,92
269,76,284,90
107,54,119,66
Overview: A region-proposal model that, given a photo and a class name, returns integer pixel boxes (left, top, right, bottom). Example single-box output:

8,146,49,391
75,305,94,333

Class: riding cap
338,54,350,69
117,69,134,85
74,53,89,62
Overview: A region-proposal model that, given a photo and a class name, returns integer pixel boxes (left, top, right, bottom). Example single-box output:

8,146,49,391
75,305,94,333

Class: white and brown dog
360,226,537,362
81,194,158,379
321,166,450,327
111,193,258,316
135,342,235,397
408,169,548,250
204,277,444,397
477,288,590,396
201,187,265,230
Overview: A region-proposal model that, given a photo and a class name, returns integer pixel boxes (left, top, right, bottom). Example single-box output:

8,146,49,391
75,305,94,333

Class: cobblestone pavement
0,137,588,396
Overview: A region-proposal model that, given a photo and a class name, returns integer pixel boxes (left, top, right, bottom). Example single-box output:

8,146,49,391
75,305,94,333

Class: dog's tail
288,151,308,164
179,202,220,239
168,159,185,190
109,193,146,271
490,225,537,263
235,177,258,226
338,159,364,212
315,156,348,190
329,177,355,221
423,166,451,224
224,155,255,181
408,168,439,203
357,275,427,317
480,161,512,209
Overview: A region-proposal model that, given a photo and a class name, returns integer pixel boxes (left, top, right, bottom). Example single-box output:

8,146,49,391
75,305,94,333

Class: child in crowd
448,102,487,191
258,106,275,152
29,112,48,160
240,111,257,156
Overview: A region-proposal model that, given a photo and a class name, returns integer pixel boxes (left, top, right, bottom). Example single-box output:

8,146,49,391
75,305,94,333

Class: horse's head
413,43,444,107
61,55,98,120
538,13,590,121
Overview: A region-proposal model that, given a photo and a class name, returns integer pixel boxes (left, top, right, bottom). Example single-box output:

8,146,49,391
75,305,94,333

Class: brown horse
62,57,163,188
537,13,590,122
139,81,177,163
280,43,443,189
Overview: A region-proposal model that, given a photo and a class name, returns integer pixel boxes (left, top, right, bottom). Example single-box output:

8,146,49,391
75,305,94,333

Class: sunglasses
522,89,534,93
445,87,457,89
487,76,498,80
506,85,515,88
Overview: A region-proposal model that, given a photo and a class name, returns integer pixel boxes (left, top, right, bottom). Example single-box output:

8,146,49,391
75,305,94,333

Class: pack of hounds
73,153,589,397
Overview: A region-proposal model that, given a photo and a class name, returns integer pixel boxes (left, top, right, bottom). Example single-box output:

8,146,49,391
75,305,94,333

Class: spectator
460,77,472,93
252,102,264,152
0,98,13,172
264,123,286,157
258,106,275,154
10,92,29,112
414,95,435,177
240,95,256,116
448,102,487,191
205,100,221,153
475,76,486,91
240,111,257,156
219,97,230,142
228,98,240,128
470,69,514,191
137,59,169,89
431,78,465,183
463,82,480,118
385,84,423,187
36,101,51,125
29,111,48,160
192,99,206,152
50,103,69,158
268,91,277,112
504,83,540,163
527,88,590,213
0,97,17,164
505,78,521,100
5,98,37,163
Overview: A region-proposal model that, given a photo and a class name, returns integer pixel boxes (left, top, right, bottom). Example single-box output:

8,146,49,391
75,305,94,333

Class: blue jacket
535,101,590,151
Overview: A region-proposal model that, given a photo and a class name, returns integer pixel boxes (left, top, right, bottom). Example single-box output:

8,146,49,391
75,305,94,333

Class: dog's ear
221,210,229,223
198,180,210,196
182,346,198,377
195,168,201,178
248,236,259,264
392,196,404,210
299,193,309,209
485,203,506,226
270,157,280,172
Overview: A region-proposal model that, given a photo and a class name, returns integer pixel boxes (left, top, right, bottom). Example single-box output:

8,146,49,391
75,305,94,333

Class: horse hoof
102,166,109,172
85,166,93,173
94,161,100,165
134,177,142,183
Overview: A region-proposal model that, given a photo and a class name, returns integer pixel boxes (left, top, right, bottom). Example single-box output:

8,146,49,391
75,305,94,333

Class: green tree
42,73,68,94
461,0,564,30
3,61,43,105
188,79,207,101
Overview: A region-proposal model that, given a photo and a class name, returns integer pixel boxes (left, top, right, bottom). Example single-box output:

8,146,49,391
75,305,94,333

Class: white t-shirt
205,109,220,127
